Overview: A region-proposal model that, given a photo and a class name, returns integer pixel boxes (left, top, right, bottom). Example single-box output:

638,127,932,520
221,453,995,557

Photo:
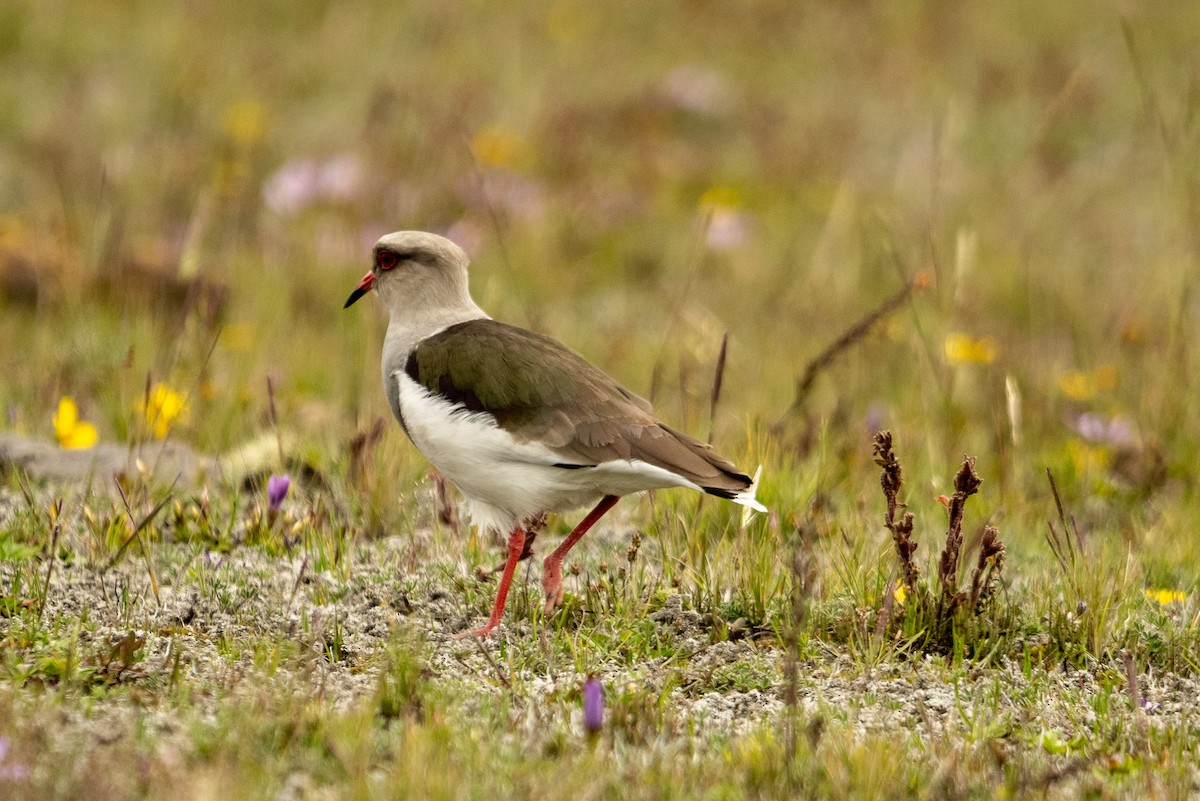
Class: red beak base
344,271,375,308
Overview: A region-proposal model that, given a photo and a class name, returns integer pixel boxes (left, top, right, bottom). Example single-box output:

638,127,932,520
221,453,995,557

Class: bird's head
344,231,472,313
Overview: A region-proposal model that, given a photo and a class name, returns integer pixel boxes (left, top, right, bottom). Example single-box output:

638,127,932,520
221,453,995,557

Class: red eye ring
377,251,399,270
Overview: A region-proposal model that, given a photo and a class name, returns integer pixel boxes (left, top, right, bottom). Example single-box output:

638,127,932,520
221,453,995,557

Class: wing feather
406,320,751,492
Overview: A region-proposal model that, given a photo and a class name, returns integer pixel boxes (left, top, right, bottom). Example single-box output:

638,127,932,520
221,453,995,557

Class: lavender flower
262,154,363,216
582,676,603,736
705,206,752,250
267,474,290,514
1070,413,1136,447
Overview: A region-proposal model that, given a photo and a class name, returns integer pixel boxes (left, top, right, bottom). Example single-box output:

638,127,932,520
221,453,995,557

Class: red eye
377,251,399,270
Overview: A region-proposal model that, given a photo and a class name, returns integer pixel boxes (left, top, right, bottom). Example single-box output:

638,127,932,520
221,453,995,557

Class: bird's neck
381,301,489,371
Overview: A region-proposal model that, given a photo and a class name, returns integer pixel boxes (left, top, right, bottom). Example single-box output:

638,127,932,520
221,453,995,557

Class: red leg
489,524,541,573
542,495,620,614
454,527,526,638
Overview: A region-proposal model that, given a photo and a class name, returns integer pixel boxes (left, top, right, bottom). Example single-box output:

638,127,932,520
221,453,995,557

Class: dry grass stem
706,331,729,444
777,273,927,428
967,525,1006,612
37,498,63,618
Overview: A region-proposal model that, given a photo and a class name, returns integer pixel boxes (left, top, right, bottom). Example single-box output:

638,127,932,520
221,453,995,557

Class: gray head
344,231,474,313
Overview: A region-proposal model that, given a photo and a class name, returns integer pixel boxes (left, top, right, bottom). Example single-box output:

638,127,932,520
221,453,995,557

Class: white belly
393,371,698,533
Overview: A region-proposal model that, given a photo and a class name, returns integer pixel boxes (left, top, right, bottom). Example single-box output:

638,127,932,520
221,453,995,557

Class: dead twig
471,636,512,693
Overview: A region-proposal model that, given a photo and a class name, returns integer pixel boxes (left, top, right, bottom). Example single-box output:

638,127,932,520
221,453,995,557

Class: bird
345,231,765,637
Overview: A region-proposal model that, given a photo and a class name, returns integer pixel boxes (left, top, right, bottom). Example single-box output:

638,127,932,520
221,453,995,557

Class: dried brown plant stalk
872,431,920,590
872,433,1007,643
968,525,1006,612
938,456,983,612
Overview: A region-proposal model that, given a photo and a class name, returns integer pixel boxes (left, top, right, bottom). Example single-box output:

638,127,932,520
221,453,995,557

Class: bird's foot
451,621,500,639
541,558,565,614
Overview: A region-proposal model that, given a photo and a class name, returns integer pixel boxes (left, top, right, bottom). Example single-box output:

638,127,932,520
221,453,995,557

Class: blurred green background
1,0,1197,534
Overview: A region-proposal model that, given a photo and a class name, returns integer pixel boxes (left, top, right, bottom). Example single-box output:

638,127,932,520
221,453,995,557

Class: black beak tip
344,288,366,309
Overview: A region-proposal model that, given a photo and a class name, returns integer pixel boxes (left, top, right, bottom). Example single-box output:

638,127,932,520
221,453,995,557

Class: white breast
392,371,699,533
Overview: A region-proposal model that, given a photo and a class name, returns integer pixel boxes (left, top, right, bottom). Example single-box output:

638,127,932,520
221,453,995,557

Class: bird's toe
452,622,500,639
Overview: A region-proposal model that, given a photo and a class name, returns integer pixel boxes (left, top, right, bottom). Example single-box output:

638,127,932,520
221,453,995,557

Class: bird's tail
703,465,767,514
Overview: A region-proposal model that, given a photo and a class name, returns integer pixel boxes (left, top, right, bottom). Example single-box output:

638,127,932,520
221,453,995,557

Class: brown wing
405,319,752,493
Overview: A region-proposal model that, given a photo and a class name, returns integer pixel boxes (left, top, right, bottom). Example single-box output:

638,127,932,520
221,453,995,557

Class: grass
2,0,1200,798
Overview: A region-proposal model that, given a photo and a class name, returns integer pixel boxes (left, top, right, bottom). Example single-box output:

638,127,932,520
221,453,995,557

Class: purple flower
267,474,290,513
705,207,752,250
262,154,363,216
582,677,603,736
1070,413,1136,447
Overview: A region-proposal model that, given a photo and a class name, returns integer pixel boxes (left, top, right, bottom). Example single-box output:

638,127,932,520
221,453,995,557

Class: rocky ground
2,479,1199,799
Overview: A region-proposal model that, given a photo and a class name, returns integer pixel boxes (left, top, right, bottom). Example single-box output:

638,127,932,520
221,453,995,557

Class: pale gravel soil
2,487,1199,793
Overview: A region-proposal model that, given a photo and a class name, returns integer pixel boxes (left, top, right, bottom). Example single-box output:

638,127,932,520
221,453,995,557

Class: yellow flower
470,126,525,169
944,333,997,365
223,98,267,145
1145,588,1186,606
699,186,743,211
892,583,907,606
141,383,187,439
52,397,98,450
1059,371,1093,400
1059,365,1117,401
1065,440,1111,476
